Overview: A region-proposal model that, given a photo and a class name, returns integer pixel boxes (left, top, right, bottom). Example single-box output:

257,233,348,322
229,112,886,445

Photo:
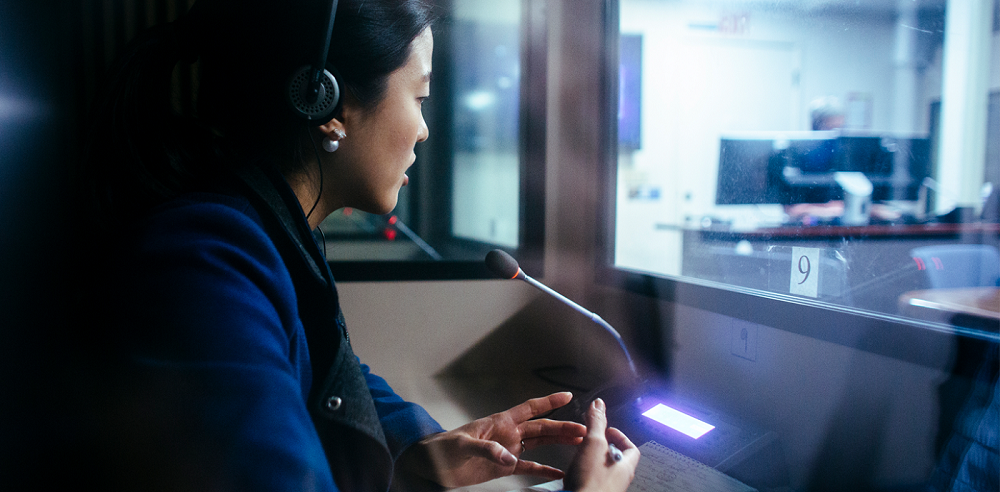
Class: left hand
397,392,587,488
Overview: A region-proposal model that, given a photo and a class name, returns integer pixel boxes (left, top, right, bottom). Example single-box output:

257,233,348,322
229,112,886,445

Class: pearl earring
322,128,347,153
322,138,339,152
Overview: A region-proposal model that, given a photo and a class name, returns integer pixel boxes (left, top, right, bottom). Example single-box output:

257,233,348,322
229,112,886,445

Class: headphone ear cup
286,64,341,124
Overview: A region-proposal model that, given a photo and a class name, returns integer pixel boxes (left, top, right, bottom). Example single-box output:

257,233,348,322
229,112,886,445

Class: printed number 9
797,255,811,285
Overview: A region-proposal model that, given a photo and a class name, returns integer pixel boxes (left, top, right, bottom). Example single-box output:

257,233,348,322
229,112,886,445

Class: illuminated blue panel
641,403,716,439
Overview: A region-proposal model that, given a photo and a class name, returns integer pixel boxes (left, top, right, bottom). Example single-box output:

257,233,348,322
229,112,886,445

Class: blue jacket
108,168,444,491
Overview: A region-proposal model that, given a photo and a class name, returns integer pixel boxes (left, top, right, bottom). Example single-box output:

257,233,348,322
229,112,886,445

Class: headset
286,0,342,124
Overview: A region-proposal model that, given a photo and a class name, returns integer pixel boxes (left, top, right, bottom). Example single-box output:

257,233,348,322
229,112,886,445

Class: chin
365,198,398,216
351,189,400,216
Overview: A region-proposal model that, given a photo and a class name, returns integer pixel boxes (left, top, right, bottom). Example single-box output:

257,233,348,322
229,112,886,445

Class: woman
76,0,639,490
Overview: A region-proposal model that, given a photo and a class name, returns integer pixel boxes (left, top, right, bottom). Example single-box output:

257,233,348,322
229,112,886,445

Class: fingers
465,437,517,467
562,403,638,492
606,426,640,467
521,434,585,450
513,459,566,480
503,392,574,423
606,426,636,452
584,398,609,441
519,419,587,446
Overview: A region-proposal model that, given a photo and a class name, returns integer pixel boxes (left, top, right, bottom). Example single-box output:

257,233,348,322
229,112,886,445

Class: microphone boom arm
521,273,639,379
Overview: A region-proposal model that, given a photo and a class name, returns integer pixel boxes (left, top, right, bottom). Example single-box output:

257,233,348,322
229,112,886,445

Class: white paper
626,441,756,492
789,246,820,298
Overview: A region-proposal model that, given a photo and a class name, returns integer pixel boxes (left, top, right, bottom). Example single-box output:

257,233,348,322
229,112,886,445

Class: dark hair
79,0,436,229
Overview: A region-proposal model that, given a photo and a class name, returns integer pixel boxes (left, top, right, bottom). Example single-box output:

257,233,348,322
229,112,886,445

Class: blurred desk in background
678,223,1000,316
683,222,1000,240
898,287,1000,331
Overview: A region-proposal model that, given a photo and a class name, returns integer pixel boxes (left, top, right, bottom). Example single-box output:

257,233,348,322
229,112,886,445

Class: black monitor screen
785,138,838,174
885,137,932,200
715,135,931,205
837,136,892,175
715,139,775,205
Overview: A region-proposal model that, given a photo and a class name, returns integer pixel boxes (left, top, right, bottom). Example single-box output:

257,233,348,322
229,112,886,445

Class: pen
608,443,623,462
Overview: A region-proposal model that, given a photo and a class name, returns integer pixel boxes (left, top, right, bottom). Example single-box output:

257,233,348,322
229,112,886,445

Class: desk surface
899,287,1000,323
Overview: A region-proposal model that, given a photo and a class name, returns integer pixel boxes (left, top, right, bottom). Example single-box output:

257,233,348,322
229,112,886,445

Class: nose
417,114,429,143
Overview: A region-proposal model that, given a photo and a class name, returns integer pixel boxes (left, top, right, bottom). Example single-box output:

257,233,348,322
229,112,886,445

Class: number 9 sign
790,247,820,297
797,255,811,285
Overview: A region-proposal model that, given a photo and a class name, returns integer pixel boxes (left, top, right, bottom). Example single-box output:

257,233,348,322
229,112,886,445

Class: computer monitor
774,135,842,204
715,138,775,205
716,134,932,206
880,136,931,201
829,136,932,201
715,133,838,205
837,136,891,175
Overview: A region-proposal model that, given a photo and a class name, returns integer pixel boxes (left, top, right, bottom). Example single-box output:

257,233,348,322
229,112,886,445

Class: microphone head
485,249,521,279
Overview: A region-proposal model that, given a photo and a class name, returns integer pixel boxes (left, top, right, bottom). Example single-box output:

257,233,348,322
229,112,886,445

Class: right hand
563,398,640,492
395,392,586,488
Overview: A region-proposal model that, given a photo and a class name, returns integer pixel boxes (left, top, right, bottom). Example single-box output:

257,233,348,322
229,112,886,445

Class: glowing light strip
641,403,715,439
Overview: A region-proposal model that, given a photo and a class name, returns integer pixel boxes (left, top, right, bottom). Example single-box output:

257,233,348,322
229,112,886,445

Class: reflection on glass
451,1,521,248
319,1,522,261
615,0,999,326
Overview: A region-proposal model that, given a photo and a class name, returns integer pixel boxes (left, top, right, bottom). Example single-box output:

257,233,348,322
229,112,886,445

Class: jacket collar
235,165,331,288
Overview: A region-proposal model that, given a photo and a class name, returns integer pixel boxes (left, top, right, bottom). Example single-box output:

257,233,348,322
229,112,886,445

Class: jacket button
325,396,343,412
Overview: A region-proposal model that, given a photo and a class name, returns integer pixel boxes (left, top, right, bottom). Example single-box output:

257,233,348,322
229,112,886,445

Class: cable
318,226,327,261
305,128,325,221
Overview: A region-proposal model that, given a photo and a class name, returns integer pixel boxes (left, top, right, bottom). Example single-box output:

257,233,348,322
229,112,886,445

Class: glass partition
597,4,999,491
320,0,547,280
608,0,999,335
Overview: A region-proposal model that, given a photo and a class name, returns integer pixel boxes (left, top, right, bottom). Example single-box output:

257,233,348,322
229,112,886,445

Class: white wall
616,1,901,276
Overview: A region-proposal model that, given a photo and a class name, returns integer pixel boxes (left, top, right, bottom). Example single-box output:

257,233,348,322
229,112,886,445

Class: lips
403,159,414,186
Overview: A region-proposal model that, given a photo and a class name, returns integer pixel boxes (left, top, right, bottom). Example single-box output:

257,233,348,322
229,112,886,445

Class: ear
317,118,346,140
